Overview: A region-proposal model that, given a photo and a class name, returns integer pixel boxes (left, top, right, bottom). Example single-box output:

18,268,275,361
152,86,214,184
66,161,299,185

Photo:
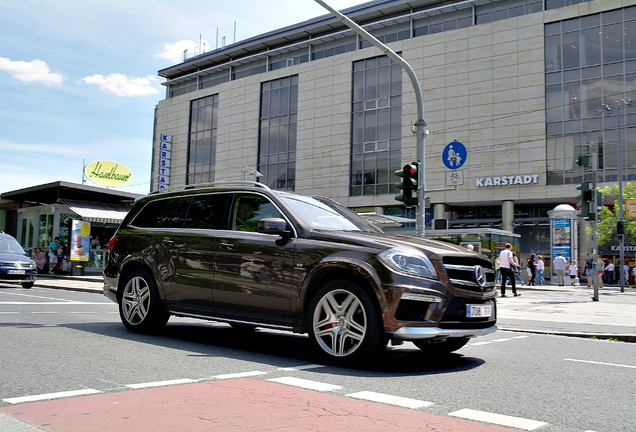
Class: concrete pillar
433,203,445,220
502,200,514,232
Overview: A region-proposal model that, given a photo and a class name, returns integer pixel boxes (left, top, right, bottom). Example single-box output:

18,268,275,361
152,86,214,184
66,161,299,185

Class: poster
70,220,91,262
552,218,571,247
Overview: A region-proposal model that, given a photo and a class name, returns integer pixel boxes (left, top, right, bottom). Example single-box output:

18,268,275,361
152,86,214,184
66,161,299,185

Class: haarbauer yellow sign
84,161,132,186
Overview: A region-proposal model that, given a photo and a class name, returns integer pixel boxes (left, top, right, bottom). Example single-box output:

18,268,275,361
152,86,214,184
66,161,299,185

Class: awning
60,199,132,224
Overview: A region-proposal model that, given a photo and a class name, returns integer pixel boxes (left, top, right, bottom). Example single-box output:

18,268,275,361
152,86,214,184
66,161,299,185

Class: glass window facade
545,6,636,185
258,76,299,190
351,56,402,196
187,95,219,185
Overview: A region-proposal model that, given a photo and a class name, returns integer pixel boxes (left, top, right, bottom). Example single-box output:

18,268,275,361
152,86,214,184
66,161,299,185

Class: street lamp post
314,0,428,237
593,99,636,293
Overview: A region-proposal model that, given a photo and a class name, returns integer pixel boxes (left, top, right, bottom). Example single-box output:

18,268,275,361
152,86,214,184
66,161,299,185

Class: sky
0,0,367,196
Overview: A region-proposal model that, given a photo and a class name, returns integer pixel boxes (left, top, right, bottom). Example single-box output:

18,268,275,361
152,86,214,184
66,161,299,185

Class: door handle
219,241,234,250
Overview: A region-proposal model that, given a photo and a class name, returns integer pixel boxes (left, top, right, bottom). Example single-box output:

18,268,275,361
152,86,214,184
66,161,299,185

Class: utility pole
591,153,599,302
314,0,428,236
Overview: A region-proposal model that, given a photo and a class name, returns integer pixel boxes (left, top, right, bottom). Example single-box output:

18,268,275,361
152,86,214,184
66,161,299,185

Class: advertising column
70,220,90,276
548,204,578,280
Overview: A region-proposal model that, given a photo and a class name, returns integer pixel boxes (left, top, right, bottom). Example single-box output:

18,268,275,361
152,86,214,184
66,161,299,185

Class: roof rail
149,181,270,195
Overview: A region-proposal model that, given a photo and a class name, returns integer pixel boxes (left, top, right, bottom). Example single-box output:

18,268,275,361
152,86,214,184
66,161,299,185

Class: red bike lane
0,378,521,432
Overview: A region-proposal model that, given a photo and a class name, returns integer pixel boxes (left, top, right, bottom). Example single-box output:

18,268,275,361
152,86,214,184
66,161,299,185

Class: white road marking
450,408,548,430
268,377,342,392
126,378,196,389
471,335,529,346
0,302,108,305
347,391,433,409
277,364,325,371
212,371,268,380
3,389,102,404
565,358,636,369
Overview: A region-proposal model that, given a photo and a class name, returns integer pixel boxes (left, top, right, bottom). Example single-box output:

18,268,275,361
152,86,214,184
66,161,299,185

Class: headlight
378,248,438,279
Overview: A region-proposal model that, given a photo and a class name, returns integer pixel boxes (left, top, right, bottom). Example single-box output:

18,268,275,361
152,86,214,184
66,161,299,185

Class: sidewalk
33,274,636,342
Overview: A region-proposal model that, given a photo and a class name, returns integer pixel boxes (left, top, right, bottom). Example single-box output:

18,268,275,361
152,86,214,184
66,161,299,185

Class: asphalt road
0,285,635,432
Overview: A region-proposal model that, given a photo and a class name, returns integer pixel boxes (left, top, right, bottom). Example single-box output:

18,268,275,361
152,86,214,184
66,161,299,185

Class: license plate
466,304,491,318
8,270,25,275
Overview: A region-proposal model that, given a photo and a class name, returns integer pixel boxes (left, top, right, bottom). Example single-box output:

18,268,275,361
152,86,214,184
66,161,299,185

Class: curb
498,327,636,343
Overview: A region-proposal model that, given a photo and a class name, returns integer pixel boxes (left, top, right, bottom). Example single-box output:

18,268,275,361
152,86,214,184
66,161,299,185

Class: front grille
442,256,495,293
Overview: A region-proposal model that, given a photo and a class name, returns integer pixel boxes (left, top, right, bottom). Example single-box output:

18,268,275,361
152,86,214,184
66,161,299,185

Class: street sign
442,140,467,170
446,170,464,186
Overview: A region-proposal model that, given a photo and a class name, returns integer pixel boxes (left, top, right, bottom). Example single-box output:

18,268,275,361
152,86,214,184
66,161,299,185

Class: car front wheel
308,280,386,361
119,269,169,332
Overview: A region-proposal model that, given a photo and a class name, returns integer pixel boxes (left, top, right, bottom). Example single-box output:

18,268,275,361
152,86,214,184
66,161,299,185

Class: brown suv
103,182,496,362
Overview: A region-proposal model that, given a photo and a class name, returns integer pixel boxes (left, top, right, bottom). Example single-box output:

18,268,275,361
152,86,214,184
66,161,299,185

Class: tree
596,183,636,246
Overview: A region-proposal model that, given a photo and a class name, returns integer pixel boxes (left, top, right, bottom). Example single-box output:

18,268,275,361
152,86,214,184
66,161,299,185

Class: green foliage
596,183,636,246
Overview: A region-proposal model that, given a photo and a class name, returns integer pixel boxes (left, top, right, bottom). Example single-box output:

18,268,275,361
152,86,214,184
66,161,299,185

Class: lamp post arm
313,0,428,236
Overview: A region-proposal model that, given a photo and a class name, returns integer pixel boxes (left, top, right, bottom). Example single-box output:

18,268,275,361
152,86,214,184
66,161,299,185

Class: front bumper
392,324,497,340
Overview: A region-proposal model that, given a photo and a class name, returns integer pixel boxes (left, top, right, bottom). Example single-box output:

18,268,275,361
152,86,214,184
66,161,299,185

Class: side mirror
257,218,291,237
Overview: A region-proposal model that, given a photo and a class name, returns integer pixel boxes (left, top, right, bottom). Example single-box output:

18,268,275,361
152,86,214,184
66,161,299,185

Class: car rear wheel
119,269,169,332
308,280,386,361
413,337,469,354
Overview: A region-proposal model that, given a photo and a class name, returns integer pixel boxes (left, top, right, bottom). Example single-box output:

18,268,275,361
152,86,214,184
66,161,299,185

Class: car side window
231,194,283,232
130,197,190,228
183,193,230,229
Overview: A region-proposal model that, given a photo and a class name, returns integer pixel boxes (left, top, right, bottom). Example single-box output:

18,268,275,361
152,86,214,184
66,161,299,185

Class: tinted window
183,193,230,229
231,194,283,232
130,197,191,228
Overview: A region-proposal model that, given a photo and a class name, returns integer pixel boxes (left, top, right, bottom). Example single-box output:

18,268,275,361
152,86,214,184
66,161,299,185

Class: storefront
0,181,139,275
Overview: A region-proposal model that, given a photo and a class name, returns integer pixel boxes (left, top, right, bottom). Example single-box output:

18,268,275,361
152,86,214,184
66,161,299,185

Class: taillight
108,236,117,253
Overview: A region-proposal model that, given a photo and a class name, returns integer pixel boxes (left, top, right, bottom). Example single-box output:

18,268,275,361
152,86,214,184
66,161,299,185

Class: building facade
152,0,636,268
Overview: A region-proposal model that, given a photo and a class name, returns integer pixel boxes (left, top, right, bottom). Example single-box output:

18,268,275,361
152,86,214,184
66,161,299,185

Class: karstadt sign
476,174,539,187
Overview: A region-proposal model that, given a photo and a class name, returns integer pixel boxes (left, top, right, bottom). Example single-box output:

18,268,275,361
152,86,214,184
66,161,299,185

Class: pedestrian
553,252,567,286
585,253,594,287
623,262,629,285
495,256,501,286
512,253,525,286
48,237,59,274
597,257,604,288
604,261,615,285
535,255,544,285
526,253,536,285
569,261,579,286
499,243,519,297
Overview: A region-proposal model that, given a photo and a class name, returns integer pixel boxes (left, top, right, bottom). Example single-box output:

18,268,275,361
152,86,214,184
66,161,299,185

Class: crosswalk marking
126,379,196,389
450,408,548,430
268,377,342,392
347,391,433,409
3,389,102,405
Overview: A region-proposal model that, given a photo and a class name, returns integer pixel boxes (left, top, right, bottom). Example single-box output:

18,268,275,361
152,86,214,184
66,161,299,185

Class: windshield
0,237,27,255
280,194,382,233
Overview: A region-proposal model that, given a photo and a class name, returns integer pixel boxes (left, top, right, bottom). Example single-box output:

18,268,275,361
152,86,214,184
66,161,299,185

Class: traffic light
577,155,592,167
617,220,624,235
394,162,420,206
576,181,593,219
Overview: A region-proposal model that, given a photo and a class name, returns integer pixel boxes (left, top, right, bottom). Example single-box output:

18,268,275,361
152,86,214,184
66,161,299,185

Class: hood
0,252,32,264
307,229,483,261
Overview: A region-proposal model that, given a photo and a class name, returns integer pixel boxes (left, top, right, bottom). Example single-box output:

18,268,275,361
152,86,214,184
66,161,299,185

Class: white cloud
155,39,210,64
81,73,161,97
0,57,64,85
